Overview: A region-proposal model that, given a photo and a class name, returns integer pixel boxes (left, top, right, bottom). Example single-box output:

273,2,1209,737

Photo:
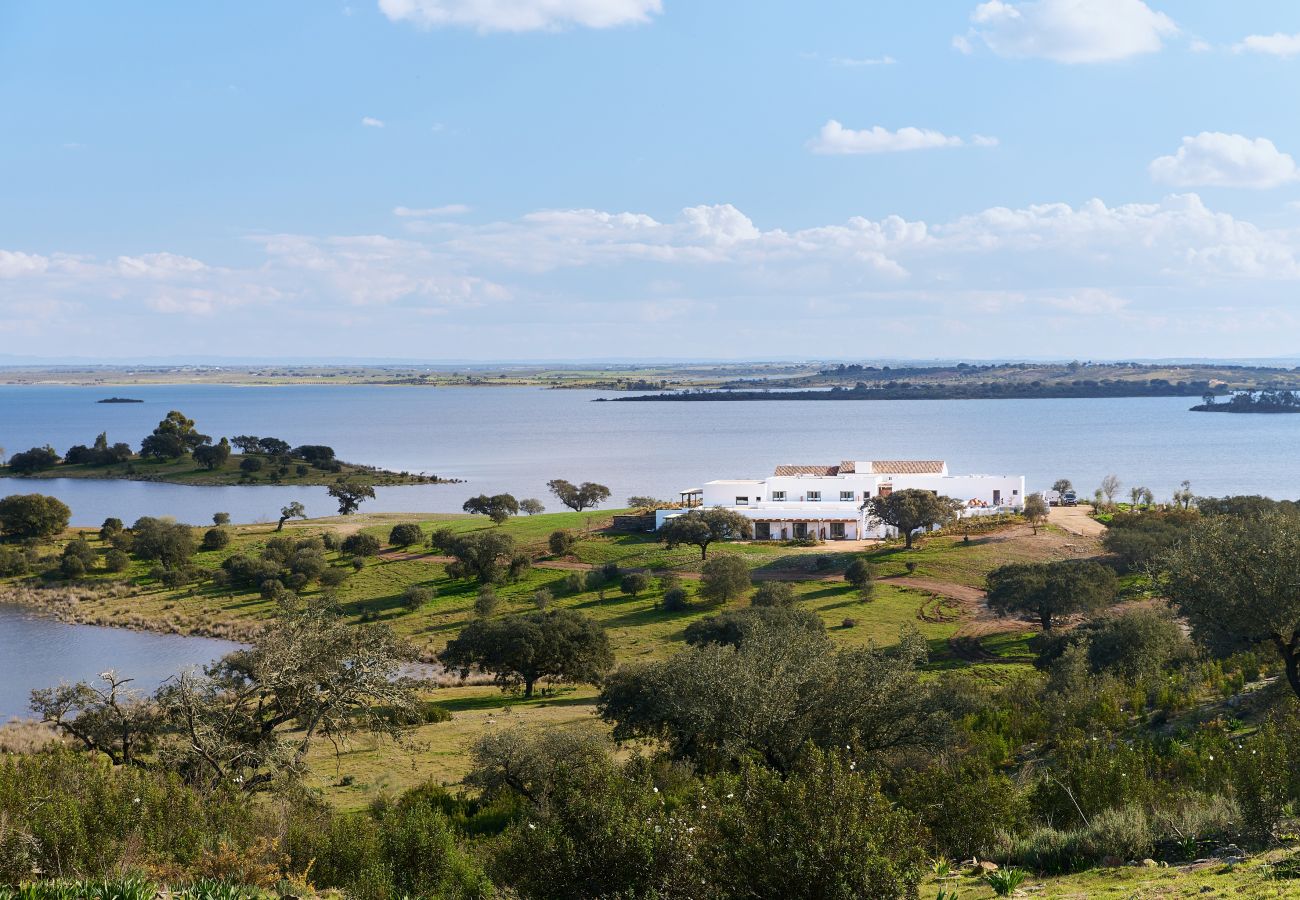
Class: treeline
3,411,345,477
611,379,1219,402
1191,390,1300,413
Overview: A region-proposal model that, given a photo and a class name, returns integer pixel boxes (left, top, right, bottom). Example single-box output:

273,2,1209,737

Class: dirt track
1049,504,1107,538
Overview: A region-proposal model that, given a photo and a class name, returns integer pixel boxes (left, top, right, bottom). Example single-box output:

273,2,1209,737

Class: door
792,522,808,539
755,522,771,540
993,490,1001,506
830,522,845,540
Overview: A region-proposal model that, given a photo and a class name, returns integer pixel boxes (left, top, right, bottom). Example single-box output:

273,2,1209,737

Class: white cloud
1149,132,1299,189
361,116,385,128
10,192,1300,356
830,55,896,67
1188,38,1211,53
377,0,661,32
972,134,1000,147
809,121,973,154
962,0,1178,64
394,204,471,217
1233,32,1300,57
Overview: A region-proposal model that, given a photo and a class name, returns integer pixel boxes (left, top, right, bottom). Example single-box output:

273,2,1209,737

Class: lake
2,383,1299,525
0,604,242,722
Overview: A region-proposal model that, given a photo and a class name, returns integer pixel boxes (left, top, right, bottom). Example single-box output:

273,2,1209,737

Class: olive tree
986,559,1118,631
660,508,753,559
1161,511,1300,700
277,501,307,531
439,609,614,698
1022,493,1050,533
547,479,611,513
0,493,71,541
699,554,752,604
863,489,960,549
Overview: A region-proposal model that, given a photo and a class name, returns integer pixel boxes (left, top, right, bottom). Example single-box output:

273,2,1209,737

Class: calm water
0,604,241,721
1,383,1299,524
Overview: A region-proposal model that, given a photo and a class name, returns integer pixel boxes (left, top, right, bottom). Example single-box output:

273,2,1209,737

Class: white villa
658,459,1026,541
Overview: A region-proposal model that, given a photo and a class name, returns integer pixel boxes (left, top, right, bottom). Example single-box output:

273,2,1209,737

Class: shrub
319,566,349,587
985,867,1028,896
389,523,423,548
0,548,31,577
699,554,751,604
351,556,366,571
403,585,436,610
662,586,689,611
751,581,795,607
1079,804,1154,862
60,555,86,578
201,527,230,551
561,572,586,594
342,533,381,557
844,558,873,598
474,587,499,618
103,549,130,573
532,589,553,610
213,512,231,526
238,457,263,473
547,530,577,557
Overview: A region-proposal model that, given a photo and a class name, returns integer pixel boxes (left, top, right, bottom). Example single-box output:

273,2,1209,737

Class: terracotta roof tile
871,460,946,474
773,464,840,476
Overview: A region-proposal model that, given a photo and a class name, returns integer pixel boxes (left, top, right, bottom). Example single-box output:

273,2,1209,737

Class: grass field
2,508,1099,806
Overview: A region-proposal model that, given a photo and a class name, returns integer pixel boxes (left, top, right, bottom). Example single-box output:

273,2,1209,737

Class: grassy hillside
0,453,442,487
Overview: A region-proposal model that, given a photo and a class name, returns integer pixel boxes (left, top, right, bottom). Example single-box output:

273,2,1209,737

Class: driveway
1049,504,1107,538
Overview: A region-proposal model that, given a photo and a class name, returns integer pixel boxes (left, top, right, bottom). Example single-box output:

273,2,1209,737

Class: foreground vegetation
3,486,1300,897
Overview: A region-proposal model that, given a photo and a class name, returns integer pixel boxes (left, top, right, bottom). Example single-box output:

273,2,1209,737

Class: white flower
528,823,536,830
132,797,141,804
653,787,659,793
726,793,734,799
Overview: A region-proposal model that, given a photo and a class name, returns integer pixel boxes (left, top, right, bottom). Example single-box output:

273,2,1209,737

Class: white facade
660,459,1025,541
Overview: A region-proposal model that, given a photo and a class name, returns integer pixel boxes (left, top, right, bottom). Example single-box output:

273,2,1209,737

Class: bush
389,523,423,548
751,581,795,607
474,587,499,618
201,527,230,551
60,555,86,578
532,589,552,610
104,549,130,573
561,572,586,594
1079,804,1154,862
619,572,649,598
319,566,349,587
0,548,31,577
662,586,689,611
342,533,381,557
844,558,874,598
699,554,751,604
547,530,577,557
238,457,263,473
403,585,436,610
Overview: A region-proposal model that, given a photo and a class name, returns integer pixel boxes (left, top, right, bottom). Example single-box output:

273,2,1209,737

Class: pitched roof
838,460,857,474
773,464,841,476
871,460,946,475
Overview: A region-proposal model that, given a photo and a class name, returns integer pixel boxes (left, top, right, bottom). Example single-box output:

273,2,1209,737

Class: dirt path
883,575,1027,664
1049,505,1107,538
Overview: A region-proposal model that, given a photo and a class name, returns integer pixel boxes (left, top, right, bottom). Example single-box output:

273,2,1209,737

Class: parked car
1061,490,1078,506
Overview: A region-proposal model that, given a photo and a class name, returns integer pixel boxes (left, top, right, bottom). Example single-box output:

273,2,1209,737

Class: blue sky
5,0,1300,360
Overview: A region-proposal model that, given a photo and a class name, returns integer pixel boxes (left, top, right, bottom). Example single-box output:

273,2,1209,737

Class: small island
1190,390,1300,414
97,397,144,403
0,409,460,487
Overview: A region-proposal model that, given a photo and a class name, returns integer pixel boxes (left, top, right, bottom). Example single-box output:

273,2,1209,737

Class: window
839,490,854,502
771,491,786,502
830,522,845,539
807,491,821,502
755,522,771,540
735,496,749,506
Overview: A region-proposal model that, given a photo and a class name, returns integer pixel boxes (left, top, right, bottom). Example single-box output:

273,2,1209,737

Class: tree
30,671,158,767
547,479,611,513
389,522,424,547
627,496,664,509
1052,478,1074,494
1160,511,1300,701
519,498,545,516
474,586,499,618
0,493,71,541
213,512,231,526
140,410,210,459
462,493,519,525
660,508,753,559
547,529,577,557
402,585,436,610
1099,474,1121,506
1022,493,1049,533
328,477,375,515
619,572,649,598
290,444,336,467
239,457,264,473
130,517,197,568
751,581,796,607
699,554,751,604
844,558,874,599
439,609,614,698
1172,479,1195,509
277,501,307,532
6,446,60,473
985,559,1118,630
598,627,945,772
231,435,261,454
192,438,231,470
154,602,420,791
444,531,518,584
863,489,959,549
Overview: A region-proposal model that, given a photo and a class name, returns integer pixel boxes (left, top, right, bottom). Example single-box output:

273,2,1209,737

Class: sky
5,0,1300,361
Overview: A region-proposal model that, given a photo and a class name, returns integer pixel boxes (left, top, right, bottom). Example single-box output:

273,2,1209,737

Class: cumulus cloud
808,121,982,154
376,0,662,32
9,192,1300,356
961,0,1177,63
1233,32,1300,57
1149,132,1299,189
361,116,385,128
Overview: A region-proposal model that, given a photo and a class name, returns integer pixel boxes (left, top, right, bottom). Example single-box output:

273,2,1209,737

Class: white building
659,459,1025,541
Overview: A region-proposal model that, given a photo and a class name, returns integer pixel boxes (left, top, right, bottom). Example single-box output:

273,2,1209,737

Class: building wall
700,472,1025,509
